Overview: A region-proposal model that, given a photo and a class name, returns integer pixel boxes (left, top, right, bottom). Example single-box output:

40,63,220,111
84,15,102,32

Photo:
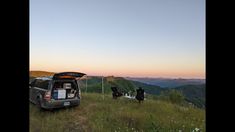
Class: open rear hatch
52,72,86,100
52,81,78,100
53,72,86,80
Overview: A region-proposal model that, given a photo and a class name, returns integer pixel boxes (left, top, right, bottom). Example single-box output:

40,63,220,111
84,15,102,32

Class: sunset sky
30,0,205,79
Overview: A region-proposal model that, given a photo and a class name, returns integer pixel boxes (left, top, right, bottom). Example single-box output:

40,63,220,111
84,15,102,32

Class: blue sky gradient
30,0,205,78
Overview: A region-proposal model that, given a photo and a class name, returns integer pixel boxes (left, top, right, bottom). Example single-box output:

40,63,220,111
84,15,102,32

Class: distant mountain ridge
131,80,205,108
126,77,205,88
174,84,205,108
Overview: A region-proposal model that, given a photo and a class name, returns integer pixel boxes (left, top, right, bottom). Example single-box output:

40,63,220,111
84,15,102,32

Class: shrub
168,90,185,104
159,90,185,105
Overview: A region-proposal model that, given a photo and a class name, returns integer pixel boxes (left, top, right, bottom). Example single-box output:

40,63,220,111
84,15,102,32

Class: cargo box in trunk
52,81,78,100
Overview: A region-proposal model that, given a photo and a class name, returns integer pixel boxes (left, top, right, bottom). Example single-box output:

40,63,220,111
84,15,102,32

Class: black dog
111,87,123,99
136,87,144,103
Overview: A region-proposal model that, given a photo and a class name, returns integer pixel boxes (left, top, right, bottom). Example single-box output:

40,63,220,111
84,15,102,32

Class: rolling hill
174,84,205,108
30,71,205,108
130,80,165,95
126,77,205,88
29,71,205,131
78,76,137,94
131,80,205,108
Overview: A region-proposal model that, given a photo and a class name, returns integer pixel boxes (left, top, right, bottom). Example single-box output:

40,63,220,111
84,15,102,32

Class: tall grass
30,93,205,132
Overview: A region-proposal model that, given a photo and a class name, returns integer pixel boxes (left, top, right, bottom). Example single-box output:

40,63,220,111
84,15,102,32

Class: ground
30,93,205,132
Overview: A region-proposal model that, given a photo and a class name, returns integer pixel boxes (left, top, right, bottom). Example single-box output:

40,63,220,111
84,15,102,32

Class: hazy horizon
30,0,205,79
30,70,205,79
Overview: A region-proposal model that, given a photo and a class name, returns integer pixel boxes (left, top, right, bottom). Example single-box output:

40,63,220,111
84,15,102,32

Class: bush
159,90,185,105
168,90,185,104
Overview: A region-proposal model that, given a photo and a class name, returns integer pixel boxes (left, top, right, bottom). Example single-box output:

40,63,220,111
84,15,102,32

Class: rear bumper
41,98,80,109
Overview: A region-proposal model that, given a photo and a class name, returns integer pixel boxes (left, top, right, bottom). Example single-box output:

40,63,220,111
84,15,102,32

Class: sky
30,0,205,79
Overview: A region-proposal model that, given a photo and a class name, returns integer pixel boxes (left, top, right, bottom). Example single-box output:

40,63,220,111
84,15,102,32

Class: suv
29,72,86,109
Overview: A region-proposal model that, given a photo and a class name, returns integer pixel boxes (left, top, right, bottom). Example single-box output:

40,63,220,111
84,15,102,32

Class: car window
30,79,36,86
34,79,50,90
53,81,77,90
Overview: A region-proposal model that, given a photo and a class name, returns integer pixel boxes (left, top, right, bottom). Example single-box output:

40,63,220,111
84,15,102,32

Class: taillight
44,91,51,101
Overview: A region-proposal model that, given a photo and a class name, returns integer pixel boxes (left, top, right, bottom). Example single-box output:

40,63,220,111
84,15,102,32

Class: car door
34,79,51,102
29,79,36,102
32,79,41,103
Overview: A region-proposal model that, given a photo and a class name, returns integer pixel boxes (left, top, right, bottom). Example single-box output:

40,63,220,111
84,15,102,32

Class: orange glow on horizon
30,66,205,79
30,57,205,79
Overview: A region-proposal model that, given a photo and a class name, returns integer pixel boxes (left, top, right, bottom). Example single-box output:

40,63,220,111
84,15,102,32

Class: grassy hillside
29,71,205,108
30,93,205,132
174,84,206,108
29,71,136,93
174,84,205,99
130,80,205,108
30,71,55,77
131,80,166,95
80,76,137,94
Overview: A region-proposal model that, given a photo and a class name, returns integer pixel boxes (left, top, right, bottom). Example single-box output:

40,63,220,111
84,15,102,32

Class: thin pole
86,75,87,94
102,76,104,100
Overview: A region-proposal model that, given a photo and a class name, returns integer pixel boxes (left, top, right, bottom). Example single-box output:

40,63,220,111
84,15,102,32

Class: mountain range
125,77,205,88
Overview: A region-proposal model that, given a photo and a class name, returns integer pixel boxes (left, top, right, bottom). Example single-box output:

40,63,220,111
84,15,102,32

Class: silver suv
29,72,86,110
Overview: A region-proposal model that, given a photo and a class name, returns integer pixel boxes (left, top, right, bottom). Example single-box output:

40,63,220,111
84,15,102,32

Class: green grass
30,93,205,132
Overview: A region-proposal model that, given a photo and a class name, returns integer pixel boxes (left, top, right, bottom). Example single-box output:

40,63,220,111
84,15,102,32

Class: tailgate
53,72,86,80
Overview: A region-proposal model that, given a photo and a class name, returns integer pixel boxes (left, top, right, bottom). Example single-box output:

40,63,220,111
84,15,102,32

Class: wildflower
195,128,200,131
